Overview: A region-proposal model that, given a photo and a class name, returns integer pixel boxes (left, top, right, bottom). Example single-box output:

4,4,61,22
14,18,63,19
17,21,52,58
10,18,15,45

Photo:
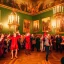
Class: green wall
0,6,64,35
0,6,54,34
0,7,32,34
32,9,53,34
18,12,32,34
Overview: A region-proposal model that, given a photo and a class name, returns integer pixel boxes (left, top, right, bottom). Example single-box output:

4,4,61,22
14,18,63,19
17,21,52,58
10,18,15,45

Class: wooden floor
0,50,64,64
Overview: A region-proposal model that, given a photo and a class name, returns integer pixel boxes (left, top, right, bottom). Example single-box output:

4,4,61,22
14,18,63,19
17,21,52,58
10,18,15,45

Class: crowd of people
0,31,64,61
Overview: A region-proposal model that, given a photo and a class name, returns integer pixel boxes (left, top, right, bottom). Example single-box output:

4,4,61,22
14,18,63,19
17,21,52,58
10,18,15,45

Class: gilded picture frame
33,20,39,32
23,19,30,33
53,13,64,34
42,17,51,32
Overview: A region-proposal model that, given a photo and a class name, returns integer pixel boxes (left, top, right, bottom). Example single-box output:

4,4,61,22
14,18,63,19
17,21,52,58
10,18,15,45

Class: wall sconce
52,4,64,33
8,11,19,32
53,4,64,14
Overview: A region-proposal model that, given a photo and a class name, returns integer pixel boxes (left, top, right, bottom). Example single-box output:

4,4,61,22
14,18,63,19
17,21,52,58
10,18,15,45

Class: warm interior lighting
8,12,19,24
53,5,64,14
52,4,64,33
42,17,50,23
51,19,56,28
3,22,8,29
8,11,19,32
34,22,37,28
56,18,60,28
33,20,39,32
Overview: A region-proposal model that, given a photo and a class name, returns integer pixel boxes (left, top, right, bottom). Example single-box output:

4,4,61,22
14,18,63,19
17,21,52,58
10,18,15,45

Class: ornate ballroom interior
0,0,64,64
0,0,64,33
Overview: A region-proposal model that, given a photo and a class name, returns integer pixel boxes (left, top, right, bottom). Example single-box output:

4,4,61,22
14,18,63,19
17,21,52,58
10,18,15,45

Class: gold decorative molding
0,3,64,16
34,3,64,16
0,4,32,16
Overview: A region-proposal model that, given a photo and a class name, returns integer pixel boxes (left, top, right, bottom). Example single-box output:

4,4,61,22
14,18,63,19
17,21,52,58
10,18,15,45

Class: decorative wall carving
0,0,64,15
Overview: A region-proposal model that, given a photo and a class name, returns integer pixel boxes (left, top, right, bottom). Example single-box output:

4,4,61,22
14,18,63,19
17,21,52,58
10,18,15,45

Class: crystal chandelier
8,11,19,32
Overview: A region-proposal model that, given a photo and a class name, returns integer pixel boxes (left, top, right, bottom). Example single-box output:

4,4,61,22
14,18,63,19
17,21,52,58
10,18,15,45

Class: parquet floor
0,50,64,64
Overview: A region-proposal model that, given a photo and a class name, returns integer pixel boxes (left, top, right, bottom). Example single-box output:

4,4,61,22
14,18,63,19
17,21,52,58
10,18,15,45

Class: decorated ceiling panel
0,0,64,15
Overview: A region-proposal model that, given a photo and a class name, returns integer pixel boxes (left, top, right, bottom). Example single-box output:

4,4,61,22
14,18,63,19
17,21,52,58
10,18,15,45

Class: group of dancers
0,31,32,60
0,31,63,61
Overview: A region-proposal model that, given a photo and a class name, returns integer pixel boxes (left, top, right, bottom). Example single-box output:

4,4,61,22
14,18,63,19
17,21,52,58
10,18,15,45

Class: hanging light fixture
8,11,19,32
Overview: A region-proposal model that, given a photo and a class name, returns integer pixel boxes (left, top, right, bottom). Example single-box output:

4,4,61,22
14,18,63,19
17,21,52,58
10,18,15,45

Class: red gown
25,35,31,50
43,32,48,37
9,35,20,50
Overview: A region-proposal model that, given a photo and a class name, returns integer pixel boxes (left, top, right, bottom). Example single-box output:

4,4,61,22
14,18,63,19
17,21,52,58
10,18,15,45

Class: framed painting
60,19,64,32
33,20,39,32
52,13,64,34
23,19,30,33
55,18,64,34
42,17,51,32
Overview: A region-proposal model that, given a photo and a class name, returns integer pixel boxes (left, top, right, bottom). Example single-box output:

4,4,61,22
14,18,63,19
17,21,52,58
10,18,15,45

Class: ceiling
0,0,64,15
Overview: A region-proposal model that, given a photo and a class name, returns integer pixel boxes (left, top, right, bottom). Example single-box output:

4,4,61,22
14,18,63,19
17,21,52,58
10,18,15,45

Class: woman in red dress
0,34,4,57
8,32,21,59
25,33,31,55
